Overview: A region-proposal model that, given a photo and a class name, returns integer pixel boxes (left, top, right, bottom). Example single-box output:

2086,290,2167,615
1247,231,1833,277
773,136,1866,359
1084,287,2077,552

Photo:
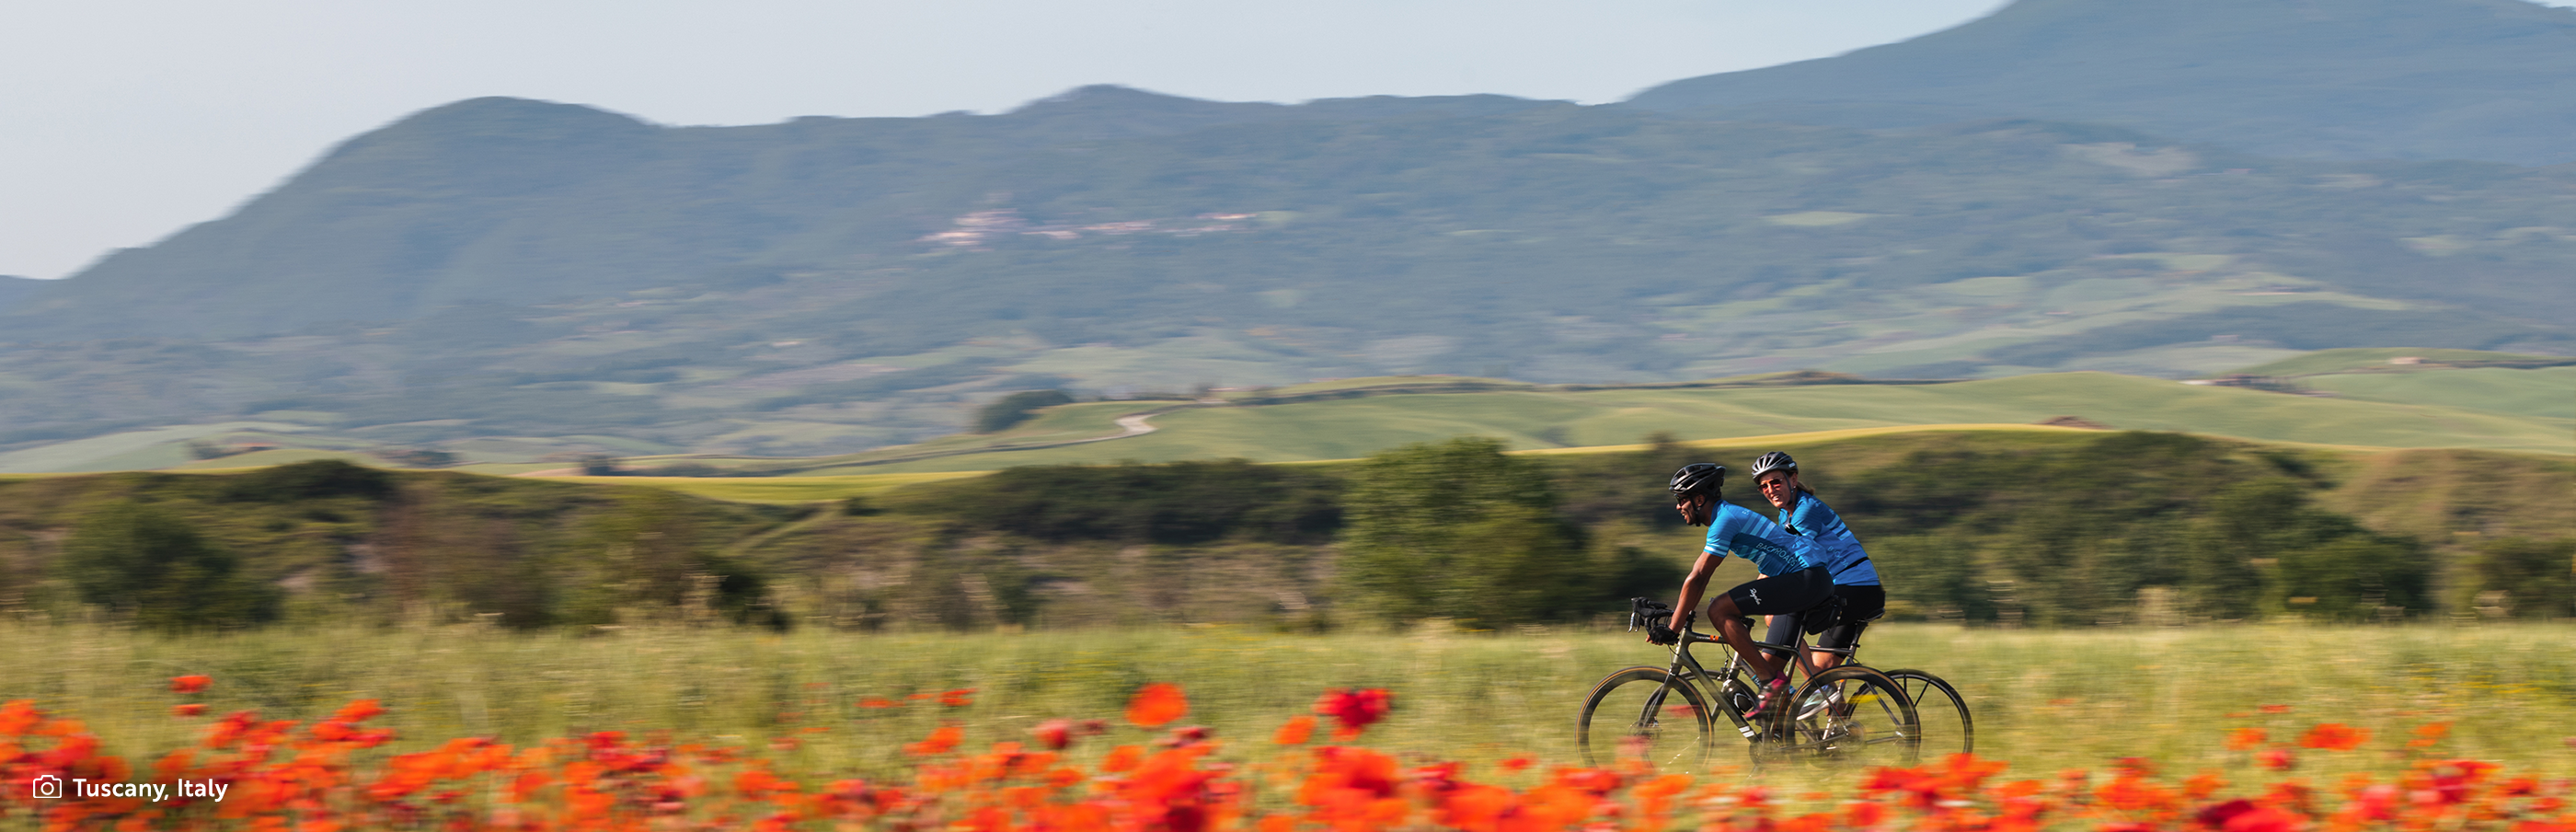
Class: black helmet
1750,451,1798,479
1669,463,1725,495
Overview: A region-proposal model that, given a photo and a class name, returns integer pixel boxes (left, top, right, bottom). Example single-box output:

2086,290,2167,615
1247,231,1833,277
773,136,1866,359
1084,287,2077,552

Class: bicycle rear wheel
1882,669,1972,759
1577,666,1711,772
1772,665,1919,768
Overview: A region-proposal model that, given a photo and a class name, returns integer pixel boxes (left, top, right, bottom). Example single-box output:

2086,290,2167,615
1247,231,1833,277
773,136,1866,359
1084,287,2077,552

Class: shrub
907,458,1342,545
216,459,394,503
60,502,280,629
973,389,1075,433
1339,437,1597,627
2467,537,2576,618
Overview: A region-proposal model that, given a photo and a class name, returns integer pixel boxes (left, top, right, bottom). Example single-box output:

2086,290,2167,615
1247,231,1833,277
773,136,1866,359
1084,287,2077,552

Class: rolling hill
767,370,2573,474
4,360,2565,476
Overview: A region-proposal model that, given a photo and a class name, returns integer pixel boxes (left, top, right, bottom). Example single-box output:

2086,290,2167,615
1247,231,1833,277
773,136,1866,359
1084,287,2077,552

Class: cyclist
1653,462,1832,716
1749,451,1884,682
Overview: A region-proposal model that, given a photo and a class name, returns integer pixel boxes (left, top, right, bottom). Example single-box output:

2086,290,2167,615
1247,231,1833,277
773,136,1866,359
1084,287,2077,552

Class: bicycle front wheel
1577,666,1711,772
1882,669,1972,759
1774,665,1919,768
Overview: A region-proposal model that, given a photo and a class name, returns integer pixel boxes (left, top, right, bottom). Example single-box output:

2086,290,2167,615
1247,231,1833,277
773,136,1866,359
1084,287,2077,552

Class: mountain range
0,0,2570,466
1630,0,2576,165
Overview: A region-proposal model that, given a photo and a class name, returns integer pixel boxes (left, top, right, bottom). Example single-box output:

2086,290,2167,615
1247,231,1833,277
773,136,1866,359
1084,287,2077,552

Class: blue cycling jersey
1701,502,1823,576
1781,495,1880,586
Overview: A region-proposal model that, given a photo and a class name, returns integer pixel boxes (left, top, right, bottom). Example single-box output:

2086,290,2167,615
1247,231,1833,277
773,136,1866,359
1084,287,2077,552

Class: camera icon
33,774,63,799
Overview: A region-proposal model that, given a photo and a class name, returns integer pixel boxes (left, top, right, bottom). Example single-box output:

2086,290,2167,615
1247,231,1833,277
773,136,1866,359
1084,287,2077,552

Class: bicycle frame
1639,616,1870,743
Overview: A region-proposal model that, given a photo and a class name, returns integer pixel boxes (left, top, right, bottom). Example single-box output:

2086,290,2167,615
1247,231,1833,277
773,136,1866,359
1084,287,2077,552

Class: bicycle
1577,596,1971,771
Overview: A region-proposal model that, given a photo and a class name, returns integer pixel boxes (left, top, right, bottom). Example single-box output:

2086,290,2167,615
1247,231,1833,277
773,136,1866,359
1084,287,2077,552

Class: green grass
7,623,2570,785
0,421,316,474
2304,366,2576,422
540,471,991,503
2230,348,2576,377
1237,376,1531,397
846,372,2570,473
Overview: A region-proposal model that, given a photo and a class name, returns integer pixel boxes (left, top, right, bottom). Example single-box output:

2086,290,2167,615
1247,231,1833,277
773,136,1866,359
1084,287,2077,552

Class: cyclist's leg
1763,610,1804,679
1806,584,1885,676
1708,567,1833,684
1706,593,1775,680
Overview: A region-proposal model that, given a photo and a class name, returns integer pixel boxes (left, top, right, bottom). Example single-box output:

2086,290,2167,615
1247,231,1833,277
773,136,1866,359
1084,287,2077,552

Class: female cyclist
1748,451,1884,681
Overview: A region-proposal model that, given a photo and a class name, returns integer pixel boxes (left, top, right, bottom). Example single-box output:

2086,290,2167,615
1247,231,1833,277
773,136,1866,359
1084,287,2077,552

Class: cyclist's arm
1670,551,1720,633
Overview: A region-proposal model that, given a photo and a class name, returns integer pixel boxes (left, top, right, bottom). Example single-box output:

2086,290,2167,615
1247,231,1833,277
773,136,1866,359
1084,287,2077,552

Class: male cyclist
1653,462,1831,716
1749,451,1884,682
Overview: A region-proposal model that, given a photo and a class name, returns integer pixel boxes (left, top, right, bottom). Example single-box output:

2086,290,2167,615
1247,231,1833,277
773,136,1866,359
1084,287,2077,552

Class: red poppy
1126,683,1189,728
1315,688,1394,740
2298,722,2367,751
1033,719,1075,751
1272,715,1316,745
904,724,963,756
169,675,212,694
172,703,206,717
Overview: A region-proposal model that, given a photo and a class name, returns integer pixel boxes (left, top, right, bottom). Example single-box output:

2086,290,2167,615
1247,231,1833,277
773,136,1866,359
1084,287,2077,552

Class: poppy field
3,622,2572,830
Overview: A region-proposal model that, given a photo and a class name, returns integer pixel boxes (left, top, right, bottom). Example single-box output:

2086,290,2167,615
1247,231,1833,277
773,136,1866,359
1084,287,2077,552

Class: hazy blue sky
1,0,2031,281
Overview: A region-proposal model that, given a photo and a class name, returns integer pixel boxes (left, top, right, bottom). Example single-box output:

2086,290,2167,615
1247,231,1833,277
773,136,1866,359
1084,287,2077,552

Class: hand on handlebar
1643,609,1692,645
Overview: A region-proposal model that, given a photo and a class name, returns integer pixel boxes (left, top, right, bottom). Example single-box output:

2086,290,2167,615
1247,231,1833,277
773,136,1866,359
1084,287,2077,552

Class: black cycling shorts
1814,584,1886,651
1723,565,1831,616
1760,583,1885,658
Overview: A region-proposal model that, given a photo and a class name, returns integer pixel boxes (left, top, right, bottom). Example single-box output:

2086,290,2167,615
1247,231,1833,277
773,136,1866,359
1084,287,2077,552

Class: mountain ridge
1626,0,2576,165
3,0,2574,462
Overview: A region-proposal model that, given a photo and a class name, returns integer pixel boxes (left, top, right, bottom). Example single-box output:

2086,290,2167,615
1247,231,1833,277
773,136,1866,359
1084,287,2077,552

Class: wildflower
1315,688,1394,740
2260,704,2294,714
2228,806,2303,832
905,724,963,756
940,688,976,708
2299,722,2367,751
1845,799,1887,828
859,697,899,709
170,675,213,694
174,703,207,717
1033,719,1075,750
1273,715,1317,745
2258,748,2297,770
333,699,385,722
1127,682,1190,728
2409,722,2450,749
2227,727,2269,750
0,699,39,734
2184,770,2228,800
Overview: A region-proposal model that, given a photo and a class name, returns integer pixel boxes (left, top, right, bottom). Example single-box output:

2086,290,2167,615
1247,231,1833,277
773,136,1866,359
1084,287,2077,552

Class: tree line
3,435,2568,631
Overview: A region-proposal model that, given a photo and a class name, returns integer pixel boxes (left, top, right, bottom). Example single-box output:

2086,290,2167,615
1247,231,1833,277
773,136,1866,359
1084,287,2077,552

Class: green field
543,470,990,503
0,422,318,473
8,623,2570,786
6,361,2563,476
2231,348,2576,377
2305,366,2576,422
820,371,2569,473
